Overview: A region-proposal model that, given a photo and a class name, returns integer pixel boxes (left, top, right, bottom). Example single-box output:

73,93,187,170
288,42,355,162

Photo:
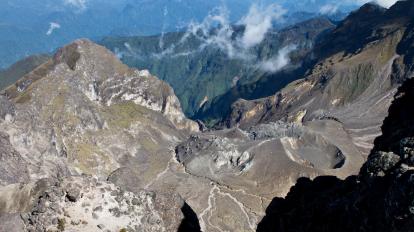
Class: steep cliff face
224,1,414,156
362,77,414,177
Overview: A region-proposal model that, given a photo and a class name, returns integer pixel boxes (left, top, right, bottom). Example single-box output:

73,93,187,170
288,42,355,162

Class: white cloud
177,6,243,58
374,0,398,8
174,4,286,59
122,4,294,74
64,0,88,11
239,4,286,48
159,6,169,49
46,22,61,36
259,45,297,73
319,4,339,15
354,0,398,8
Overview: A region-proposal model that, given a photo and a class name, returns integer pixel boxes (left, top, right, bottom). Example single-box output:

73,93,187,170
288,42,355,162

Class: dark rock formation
371,78,414,154
178,202,202,232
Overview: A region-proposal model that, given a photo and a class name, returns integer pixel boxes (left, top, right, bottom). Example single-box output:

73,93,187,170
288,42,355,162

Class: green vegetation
101,33,252,117
57,218,66,231
104,101,150,129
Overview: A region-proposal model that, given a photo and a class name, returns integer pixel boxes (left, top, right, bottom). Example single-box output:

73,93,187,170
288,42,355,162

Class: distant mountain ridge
0,0,359,69
101,17,336,119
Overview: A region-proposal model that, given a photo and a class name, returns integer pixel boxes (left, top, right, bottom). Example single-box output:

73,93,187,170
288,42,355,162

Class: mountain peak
52,39,126,73
386,0,414,19
345,2,385,23
53,40,81,70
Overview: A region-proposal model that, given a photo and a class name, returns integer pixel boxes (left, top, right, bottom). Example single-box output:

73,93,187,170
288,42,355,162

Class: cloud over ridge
63,0,88,10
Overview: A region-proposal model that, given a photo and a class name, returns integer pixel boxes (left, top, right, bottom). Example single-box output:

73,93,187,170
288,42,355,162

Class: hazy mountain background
100,17,335,119
0,0,371,69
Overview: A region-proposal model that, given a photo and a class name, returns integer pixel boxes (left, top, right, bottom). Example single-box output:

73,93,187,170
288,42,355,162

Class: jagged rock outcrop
0,176,187,232
257,57,414,232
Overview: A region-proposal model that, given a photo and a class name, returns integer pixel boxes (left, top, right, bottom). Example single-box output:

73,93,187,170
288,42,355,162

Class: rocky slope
0,54,50,90
223,1,414,157
257,68,414,232
0,177,187,232
194,2,412,125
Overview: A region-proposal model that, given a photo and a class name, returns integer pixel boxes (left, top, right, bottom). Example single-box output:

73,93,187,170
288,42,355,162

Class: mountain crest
53,41,81,70
386,0,414,19
3,39,198,132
